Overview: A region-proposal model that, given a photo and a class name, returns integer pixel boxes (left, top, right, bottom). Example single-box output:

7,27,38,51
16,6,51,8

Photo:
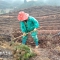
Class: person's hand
34,28,37,31
23,33,26,36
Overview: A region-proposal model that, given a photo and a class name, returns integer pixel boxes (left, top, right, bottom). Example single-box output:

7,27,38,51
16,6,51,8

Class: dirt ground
0,31,60,60
0,6,60,60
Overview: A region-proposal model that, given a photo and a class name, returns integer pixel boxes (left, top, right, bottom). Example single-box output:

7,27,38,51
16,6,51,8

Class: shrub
13,44,36,60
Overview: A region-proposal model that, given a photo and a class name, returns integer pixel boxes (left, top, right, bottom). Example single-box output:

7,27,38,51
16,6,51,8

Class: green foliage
14,44,36,60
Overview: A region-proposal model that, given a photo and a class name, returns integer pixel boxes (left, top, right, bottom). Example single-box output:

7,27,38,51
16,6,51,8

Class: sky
2,0,47,2
27,0,37,2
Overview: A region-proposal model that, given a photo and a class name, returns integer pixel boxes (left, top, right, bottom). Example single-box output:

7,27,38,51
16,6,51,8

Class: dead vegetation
0,6,60,60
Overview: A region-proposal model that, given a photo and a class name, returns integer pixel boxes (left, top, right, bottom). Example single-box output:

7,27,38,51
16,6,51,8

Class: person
17,11,39,48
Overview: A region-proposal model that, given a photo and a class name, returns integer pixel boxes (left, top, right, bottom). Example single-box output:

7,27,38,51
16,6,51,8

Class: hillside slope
0,6,60,60
0,6,60,42
0,6,60,36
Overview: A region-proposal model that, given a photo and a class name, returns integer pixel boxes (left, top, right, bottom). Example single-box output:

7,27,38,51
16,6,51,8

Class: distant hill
0,0,23,9
17,1,46,10
0,0,60,11
17,0,60,10
0,0,60,9
0,0,11,9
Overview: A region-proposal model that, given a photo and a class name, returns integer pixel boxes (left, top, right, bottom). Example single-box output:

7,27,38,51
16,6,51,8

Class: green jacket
19,16,39,33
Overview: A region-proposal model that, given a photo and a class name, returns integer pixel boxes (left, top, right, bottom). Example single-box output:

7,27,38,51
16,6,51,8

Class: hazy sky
26,0,48,3
2,0,47,2
27,0,37,2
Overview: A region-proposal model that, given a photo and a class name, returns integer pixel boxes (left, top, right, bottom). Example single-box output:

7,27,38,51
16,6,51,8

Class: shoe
35,46,39,48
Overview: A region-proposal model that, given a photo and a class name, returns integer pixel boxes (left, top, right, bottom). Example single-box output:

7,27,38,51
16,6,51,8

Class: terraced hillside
0,6,60,60
0,6,60,35
0,6,60,46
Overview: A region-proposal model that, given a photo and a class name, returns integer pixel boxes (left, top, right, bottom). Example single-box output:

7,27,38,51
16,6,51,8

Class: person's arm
30,16,40,28
19,21,26,33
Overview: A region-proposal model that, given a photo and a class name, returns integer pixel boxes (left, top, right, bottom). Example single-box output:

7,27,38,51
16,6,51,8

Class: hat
17,11,29,21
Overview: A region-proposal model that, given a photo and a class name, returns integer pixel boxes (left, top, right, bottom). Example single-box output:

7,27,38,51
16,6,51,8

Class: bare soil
0,6,60,60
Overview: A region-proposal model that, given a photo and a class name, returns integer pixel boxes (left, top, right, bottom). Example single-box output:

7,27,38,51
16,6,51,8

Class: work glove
23,33,27,36
33,28,37,31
